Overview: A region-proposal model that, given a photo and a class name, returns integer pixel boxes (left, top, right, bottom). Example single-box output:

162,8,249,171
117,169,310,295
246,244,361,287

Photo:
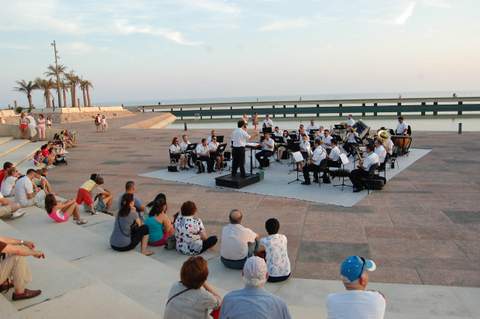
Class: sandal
142,251,154,256
75,219,88,225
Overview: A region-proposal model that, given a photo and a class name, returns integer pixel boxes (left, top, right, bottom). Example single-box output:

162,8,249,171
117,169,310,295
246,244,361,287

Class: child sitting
76,174,113,215
45,194,87,225
257,218,291,283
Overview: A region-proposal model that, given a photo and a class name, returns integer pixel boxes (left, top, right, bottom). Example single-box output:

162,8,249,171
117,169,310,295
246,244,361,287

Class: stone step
0,136,14,146
0,141,44,168
0,139,30,158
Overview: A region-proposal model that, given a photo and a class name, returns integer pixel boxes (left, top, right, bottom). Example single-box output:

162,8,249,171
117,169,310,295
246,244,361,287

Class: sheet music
292,151,304,163
340,153,349,165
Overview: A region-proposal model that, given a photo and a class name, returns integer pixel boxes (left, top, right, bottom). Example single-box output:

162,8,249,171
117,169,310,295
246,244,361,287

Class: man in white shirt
273,126,282,137
322,129,333,147
262,114,274,131
349,144,379,192
14,169,40,207
326,255,386,319
231,120,257,178
180,134,194,168
255,133,275,169
346,114,356,127
207,129,216,143
195,138,214,173
220,209,259,269
374,139,387,164
306,120,319,134
395,116,408,135
302,140,327,185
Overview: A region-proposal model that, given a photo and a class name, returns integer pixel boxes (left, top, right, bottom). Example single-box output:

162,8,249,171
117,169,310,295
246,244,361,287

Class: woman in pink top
37,114,46,140
44,194,87,225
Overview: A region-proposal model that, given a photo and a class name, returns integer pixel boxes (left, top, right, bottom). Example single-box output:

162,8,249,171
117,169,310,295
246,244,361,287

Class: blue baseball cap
340,256,377,282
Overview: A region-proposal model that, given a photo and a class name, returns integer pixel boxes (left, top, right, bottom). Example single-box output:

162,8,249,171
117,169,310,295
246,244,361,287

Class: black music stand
333,153,353,191
186,143,197,152
287,140,300,173
288,151,304,184
262,127,273,134
216,136,224,143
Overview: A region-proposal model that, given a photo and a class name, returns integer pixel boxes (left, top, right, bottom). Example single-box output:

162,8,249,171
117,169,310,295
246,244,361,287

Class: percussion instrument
352,120,370,140
391,135,412,155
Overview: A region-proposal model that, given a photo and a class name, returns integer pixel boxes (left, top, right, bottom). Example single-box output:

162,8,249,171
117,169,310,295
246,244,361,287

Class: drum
391,135,412,155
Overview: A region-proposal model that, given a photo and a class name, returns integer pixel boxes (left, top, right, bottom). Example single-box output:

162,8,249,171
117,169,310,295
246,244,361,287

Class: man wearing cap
220,256,292,319
326,255,386,319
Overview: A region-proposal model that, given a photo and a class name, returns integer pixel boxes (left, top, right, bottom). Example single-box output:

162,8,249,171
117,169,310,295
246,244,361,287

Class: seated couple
220,210,291,283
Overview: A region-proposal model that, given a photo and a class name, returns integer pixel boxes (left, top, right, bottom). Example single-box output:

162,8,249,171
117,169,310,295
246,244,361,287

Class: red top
0,169,5,185
41,149,50,157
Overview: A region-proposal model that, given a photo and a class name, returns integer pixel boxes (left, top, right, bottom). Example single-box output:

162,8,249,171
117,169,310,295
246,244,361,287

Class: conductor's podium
215,173,261,189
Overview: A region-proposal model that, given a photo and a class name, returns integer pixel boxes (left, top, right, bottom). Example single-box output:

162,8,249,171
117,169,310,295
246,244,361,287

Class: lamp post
51,40,62,111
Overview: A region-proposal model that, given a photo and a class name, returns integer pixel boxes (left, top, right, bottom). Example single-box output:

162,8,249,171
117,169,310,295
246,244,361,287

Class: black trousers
200,236,218,253
232,147,246,177
326,159,341,168
343,142,357,155
303,163,320,183
111,225,149,252
197,155,214,172
255,150,274,167
349,169,369,188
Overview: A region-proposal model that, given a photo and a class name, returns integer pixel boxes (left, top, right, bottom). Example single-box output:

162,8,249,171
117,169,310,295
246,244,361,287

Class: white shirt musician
273,127,282,137
169,143,181,155
374,141,387,164
362,151,380,171
312,144,327,166
299,135,311,156
180,135,190,152
322,131,333,147
346,114,356,127
262,136,275,152
208,140,219,152
255,133,275,169
196,142,209,157
231,127,251,147
207,129,216,143
302,140,327,185
329,145,341,162
396,117,408,135
346,130,359,144
307,120,319,133
384,138,394,155
231,120,257,177
262,115,274,129
349,145,380,192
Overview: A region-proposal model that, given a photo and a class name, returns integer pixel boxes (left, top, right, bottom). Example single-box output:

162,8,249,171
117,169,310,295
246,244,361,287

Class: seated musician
208,136,224,170
273,126,282,137
169,137,187,169
298,124,306,136
262,114,274,131
395,116,409,135
326,139,342,168
379,130,394,156
322,129,333,148
255,133,275,169
180,134,194,168
346,114,356,127
306,120,319,134
302,140,328,185
276,130,290,161
349,144,380,192
195,138,214,173
207,129,216,143
344,127,359,156
374,139,387,166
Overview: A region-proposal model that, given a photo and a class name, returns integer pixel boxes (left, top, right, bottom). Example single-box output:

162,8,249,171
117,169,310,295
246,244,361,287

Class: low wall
122,113,176,129
0,124,60,140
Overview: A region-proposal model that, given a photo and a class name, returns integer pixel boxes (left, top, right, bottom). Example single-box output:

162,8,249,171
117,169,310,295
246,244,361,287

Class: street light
51,40,62,111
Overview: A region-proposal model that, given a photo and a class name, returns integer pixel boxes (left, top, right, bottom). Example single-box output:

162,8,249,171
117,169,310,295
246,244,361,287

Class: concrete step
0,141,44,168
0,220,160,319
0,139,30,158
0,136,14,146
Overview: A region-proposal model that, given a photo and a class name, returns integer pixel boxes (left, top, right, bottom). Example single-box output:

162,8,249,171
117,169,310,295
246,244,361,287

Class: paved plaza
47,114,480,287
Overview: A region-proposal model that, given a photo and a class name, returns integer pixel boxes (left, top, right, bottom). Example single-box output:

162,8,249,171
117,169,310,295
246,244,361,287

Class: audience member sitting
118,181,144,217
33,150,45,167
257,218,291,283
195,138,214,173
0,235,44,301
110,193,153,256
34,168,54,195
326,256,385,319
164,256,222,319
44,194,87,225
220,209,259,270
220,256,292,319
174,201,217,255
1,166,18,197
15,169,43,208
40,144,55,167
0,193,26,219
0,162,13,186
144,193,174,246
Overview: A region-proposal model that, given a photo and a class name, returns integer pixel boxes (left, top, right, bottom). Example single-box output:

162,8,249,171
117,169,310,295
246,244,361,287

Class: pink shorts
48,210,69,223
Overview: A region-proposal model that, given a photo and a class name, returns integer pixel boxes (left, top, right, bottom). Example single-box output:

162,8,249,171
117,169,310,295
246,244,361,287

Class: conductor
231,119,257,178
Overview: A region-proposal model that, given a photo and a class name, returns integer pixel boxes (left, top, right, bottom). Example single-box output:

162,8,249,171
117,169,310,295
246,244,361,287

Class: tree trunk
86,87,91,107
27,93,33,108
71,86,76,107
45,91,51,108
82,88,87,107
62,87,67,107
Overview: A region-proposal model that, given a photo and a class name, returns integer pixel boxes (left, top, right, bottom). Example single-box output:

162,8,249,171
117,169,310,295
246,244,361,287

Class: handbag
165,235,176,250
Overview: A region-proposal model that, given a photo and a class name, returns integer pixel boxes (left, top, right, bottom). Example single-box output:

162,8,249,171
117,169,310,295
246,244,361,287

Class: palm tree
60,80,68,107
14,80,38,108
45,64,67,108
80,79,94,107
65,71,80,108
35,78,55,108
79,79,88,107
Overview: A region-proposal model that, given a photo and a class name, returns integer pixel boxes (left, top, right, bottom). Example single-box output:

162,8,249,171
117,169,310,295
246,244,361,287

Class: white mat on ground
140,148,430,207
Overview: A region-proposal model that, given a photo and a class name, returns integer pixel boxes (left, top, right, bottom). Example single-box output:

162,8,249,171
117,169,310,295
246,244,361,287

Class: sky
0,0,479,107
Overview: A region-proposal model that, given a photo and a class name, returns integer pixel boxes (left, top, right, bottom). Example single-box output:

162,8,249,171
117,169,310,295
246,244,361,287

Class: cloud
63,42,95,55
113,21,203,46
259,18,310,32
394,2,417,25
422,0,452,8
179,0,240,14
0,43,31,50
